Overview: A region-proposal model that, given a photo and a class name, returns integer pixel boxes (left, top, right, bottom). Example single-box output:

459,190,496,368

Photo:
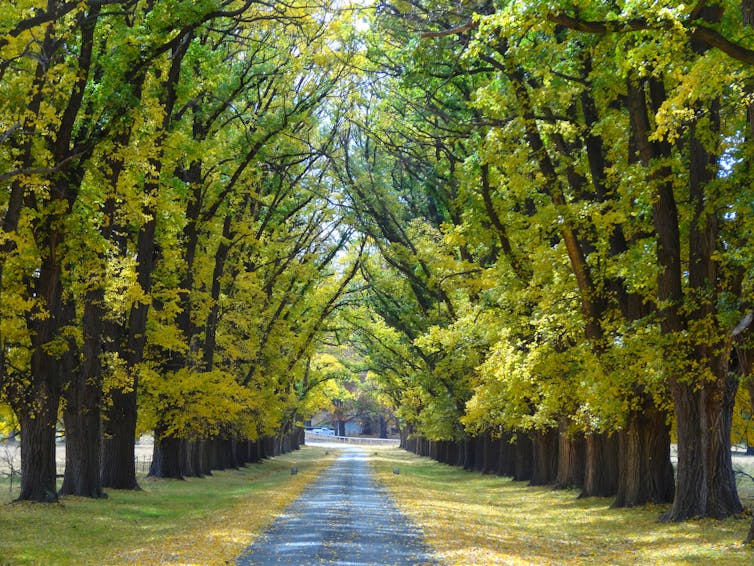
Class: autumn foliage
3,0,754,550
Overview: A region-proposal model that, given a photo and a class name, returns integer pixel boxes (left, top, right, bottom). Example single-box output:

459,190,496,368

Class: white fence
305,432,399,446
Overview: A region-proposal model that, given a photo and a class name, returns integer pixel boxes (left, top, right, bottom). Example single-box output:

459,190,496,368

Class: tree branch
548,12,754,66
548,13,656,34
691,25,754,65
0,151,86,182
420,20,478,38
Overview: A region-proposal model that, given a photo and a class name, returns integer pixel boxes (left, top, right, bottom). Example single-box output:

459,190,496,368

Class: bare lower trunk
513,434,533,481
61,295,105,498
614,401,674,507
703,369,741,518
581,432,618,498
17,387,60,502
149,432,186,479
473,435,482,472
462,437,475,470
182,440,205,478
497,432,515,477
530,428,558,486
101,389,139,489
663,372,741,521
60,400,104,497
555,419,584,489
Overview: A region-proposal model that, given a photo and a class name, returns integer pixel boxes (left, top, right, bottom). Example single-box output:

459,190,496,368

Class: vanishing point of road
236,443,439,565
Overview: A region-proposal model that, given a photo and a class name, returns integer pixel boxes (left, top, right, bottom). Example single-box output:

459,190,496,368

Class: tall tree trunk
18,219,70,501
1,7,63,504
555,419,585,489
663,106,740,520
101,387,139,489
614,398,674,507
627,77,740,520
204,214,233,370
497,432,515,477
530,428,558,486
103,32,192,487
17,385,60,502
61,293,105,498
149,431,186,479
513,434,533,482
581,433,618,498
97,67,147,492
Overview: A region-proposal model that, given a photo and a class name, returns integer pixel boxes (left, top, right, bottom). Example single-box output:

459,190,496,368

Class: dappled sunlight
372,448,752,565
111,450,338,565
0,448,336,565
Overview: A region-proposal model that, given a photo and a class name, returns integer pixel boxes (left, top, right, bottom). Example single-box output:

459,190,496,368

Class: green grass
372,447,754,565
0,446,335,565
5,445,753,565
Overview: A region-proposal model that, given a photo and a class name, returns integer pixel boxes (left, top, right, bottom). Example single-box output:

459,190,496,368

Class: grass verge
371,447,753,565
0,445,335,565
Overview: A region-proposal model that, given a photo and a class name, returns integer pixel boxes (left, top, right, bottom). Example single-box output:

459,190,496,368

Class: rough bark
614,399,674,507
662,106,740,520
204,213,233,370
18,227,69,502
555,419,585,489
530,428,558,486
497,432,515,477
61,291,105,498
101,388,139,489
581,433,618,498
1,4,69,504
626,75,741,520
463,437,475,470
17,386,60,502
149,433,186,479
60,351,105,497
664,372,741,520
513,434,533,482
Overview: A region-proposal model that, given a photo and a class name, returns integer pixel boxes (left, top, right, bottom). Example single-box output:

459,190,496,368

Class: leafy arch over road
0,0,364,499
333,0,754,533
2,0,754,547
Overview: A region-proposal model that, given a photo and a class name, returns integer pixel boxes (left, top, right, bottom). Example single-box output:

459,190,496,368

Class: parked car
311,427,335,436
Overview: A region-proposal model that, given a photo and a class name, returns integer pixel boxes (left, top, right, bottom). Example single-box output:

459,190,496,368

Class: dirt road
235,447,438,565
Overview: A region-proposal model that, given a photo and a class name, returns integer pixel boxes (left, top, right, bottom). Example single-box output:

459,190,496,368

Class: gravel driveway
235,447,439,565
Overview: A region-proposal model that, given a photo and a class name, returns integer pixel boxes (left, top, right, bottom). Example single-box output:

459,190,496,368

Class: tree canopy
2,0,754,543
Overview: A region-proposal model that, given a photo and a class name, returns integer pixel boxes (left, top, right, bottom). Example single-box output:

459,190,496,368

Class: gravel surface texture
236,447,438,565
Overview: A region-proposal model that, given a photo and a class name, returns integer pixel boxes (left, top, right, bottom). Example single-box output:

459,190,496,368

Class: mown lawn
0,446,335,565
372,447,754,565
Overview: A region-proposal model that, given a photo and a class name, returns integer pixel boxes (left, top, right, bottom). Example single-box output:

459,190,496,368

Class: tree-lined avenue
3,0,754,554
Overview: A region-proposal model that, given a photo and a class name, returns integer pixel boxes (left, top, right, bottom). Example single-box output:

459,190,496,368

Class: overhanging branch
420,20,478,38
548,12,754,66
